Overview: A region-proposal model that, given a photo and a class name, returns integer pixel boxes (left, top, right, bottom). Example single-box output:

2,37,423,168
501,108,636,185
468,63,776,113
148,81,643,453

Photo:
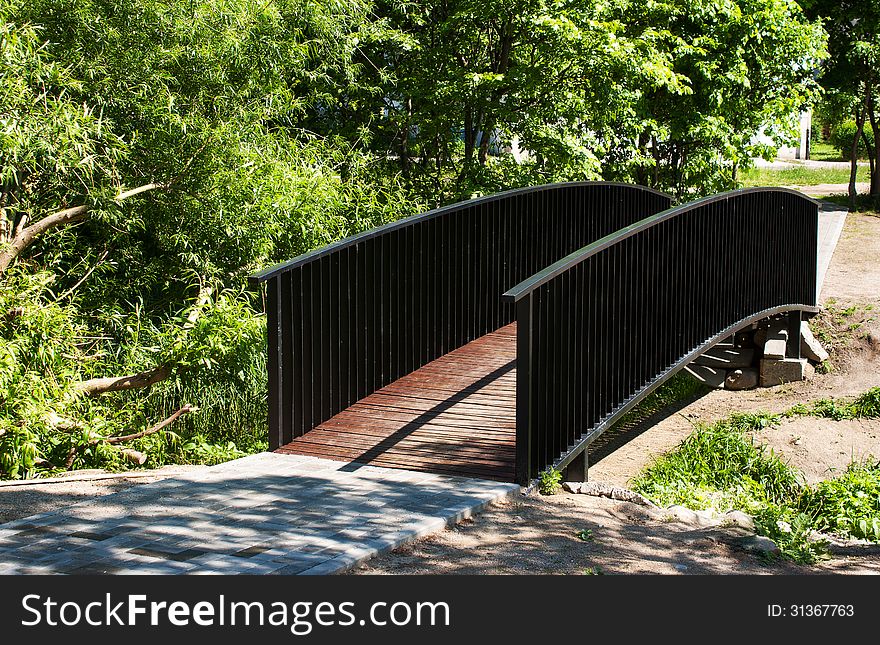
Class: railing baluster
251,183,675,481
503,188,818,483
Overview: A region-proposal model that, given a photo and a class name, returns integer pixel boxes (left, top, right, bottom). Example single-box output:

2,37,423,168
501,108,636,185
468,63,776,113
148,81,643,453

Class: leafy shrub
633,397,880,564
830,121,874,160
631,412,800,511
539,468,563,495
752,507,828,564
798,462,880,541
787,387,880,421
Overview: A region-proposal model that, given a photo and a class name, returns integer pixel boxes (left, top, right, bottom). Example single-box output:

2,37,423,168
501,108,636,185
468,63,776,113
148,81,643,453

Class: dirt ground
0,466,205,524
352,210,880,575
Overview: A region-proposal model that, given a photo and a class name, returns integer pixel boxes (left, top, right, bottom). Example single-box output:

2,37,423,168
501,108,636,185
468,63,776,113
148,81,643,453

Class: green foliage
631,412,798,512
576,529,594,542
602,0,827,198
739,164,870,188
830,121,875,161
0,0,835,480
613,372,709,431
801,0,880,206
347,0,827,202
633,393,880,564
798,462,880,541
538,468,563,495
787,387,880,421
752,507,829,564
0,1,418,479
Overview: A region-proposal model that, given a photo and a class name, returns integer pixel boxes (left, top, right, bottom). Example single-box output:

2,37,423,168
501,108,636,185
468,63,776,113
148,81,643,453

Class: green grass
630,392,880,564
798,462,880,541
611,372,710,431
786,387,880,421
630,412,799,513
740,165,869,188
809,142,846,162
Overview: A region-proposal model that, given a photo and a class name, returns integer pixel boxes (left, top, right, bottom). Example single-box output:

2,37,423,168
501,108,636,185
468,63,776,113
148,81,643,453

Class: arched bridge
250,183,819,486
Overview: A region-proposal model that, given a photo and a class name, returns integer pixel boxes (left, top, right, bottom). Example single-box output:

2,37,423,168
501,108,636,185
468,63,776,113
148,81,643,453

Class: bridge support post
266,276,284,451
563,449,589,483
515,296,534,486
786,310,801,359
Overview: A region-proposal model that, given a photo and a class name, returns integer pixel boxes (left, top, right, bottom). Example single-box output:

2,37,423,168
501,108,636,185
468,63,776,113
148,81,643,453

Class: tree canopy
0,0,829,478
802,0,880,206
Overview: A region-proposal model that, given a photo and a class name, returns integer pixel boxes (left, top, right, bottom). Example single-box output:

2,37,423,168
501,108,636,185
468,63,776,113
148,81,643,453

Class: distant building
754,109,812,160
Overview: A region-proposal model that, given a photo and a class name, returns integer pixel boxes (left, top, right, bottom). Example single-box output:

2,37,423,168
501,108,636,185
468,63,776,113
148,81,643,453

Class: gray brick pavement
0,453,519,575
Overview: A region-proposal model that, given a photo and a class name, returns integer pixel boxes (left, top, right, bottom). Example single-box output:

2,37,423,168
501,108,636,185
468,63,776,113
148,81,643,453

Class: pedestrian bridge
250,183,820,485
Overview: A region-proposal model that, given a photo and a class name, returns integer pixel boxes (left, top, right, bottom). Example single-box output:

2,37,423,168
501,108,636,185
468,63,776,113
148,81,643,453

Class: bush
798,462,880,541
538,468,563,495
830,121,874,160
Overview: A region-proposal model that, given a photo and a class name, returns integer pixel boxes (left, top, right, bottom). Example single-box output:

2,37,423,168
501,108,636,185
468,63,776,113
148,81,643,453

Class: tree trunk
478,119,494,165
867,89,879,198
849,100,867,211
0,183,161,274
463,107,475,167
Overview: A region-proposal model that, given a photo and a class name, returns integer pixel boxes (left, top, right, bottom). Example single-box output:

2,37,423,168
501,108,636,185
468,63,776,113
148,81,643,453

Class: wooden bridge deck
276,324,517,481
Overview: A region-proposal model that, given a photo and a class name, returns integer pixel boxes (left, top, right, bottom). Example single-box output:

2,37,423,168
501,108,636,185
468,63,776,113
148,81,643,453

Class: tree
802,0,880,209
600,0,827,198
338,0,826,201
0,0,415,477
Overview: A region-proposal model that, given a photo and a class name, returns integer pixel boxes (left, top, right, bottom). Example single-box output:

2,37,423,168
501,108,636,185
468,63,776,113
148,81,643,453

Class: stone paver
0,453,519,574
817,203,846,300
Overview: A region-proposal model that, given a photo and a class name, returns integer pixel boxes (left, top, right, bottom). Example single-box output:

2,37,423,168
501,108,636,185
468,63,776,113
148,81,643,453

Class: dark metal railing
502,188,819,484
249,182,671,450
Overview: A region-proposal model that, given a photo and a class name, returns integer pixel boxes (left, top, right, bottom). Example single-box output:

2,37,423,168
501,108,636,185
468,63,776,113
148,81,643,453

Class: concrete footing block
759,358,814,387
800,321,829,363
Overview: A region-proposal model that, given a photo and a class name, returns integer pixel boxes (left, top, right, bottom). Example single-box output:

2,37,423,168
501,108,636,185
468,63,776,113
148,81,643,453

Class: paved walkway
0,453,518,574
817,203,847,300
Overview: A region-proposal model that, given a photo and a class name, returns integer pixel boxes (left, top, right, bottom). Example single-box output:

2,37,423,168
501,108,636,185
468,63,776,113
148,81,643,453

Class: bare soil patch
353,493,880,575
0,465,205,523
754,418,879,484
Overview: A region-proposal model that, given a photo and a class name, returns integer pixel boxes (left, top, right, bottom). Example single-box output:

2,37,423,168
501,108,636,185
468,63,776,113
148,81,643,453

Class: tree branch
0,182,163,273
74,364,172,396
72,284,212,396
105,404,194,444
57,248,110,301
64,404,194,469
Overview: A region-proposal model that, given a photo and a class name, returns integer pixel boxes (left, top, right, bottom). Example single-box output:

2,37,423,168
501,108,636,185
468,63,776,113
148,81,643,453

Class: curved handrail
503,187,820,302
251,181,672,450
509,187,820,484
249,181,670,284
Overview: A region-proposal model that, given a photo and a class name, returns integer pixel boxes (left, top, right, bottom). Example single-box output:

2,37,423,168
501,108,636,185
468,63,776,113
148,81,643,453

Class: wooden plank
325,408,515,431
278,443,513,478
289,433,515,464
305,426,516,451
278,323,518,481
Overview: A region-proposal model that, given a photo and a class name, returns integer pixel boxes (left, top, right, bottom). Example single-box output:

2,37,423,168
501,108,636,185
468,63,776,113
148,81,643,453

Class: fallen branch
73,285,212,396
104,404,194,444
118,448,147,465
74,364,172,396
64,404,195,469
0,182,163,273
